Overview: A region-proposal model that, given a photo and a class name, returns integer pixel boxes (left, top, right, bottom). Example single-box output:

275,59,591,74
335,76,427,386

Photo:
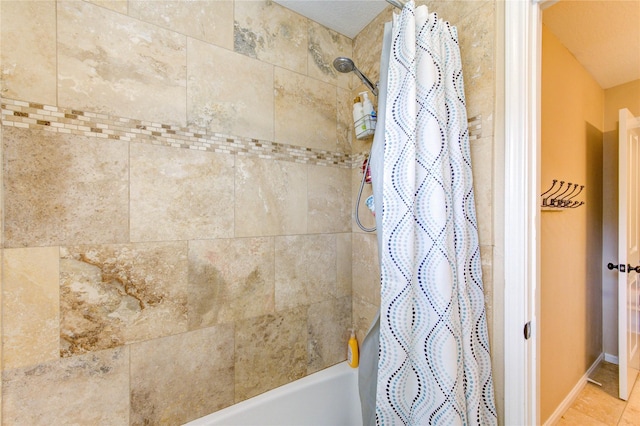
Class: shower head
332,57,378,97
333,57,356,73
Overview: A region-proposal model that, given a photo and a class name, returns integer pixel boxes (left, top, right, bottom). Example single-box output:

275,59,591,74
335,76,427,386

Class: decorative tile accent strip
352,114,483,160
1,98,482,168
468,114,482,141
1,98,353,168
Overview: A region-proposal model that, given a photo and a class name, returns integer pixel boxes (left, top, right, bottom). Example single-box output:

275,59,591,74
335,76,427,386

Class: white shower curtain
374,2,497,424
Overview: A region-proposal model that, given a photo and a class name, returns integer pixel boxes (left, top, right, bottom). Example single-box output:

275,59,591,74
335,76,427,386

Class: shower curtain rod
386,0,406,10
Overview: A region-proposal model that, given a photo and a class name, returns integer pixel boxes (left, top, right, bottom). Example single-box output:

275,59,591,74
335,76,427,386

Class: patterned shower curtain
375,2,497,425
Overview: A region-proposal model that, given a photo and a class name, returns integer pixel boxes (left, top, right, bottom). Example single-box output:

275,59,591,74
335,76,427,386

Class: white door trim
502,0,550,424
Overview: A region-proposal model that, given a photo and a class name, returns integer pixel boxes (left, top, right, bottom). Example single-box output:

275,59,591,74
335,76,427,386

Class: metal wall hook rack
541,179,585,210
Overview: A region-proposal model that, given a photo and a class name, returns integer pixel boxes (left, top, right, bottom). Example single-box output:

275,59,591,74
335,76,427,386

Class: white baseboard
543,353,604,426
604,353,619,365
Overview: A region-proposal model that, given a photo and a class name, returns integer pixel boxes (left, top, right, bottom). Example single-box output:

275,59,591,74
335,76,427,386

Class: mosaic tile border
0,98,353,169
468,115,482,140
1,98,482,168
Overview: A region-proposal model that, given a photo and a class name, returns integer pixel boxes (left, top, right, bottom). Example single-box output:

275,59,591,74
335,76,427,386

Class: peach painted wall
540,24,605,423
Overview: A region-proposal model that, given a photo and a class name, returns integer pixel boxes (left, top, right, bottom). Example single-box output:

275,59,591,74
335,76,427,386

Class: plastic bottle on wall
347,328,359,368
360,92,376,123
352,96,364,124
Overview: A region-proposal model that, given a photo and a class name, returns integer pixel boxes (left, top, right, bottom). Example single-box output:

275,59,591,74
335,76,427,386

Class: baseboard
543,352,604,426
604,353,619,365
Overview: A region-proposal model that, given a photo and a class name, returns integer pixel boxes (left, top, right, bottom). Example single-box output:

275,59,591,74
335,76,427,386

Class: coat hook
553,182,573,206
541,180,585,210
564,185,584,207
541,179,558,197
557,183,578,207
541,180,558,207
547,181,565,207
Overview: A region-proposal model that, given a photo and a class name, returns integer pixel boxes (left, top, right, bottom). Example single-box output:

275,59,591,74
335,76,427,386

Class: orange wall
540,24,605,423
604,80,640,132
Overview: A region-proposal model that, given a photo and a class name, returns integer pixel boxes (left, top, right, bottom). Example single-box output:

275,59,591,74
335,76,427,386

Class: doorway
538,10,604,423
502,1,640,424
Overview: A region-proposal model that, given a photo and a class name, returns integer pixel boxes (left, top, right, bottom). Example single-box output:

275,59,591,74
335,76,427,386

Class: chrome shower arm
386,0,406,10
352,68,378,97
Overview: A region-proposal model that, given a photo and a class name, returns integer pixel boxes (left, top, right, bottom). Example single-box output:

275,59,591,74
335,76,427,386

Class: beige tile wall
187,38,275,140
57,1,188,125
2,247,60,369
3,347,130,425
0,0,496,424
3,126,130,247
0,1,57,106
1,1,353,424
130,325,235,425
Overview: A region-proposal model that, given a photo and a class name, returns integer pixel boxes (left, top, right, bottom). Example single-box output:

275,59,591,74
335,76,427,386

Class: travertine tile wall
1,0,496,424
1,1,354,424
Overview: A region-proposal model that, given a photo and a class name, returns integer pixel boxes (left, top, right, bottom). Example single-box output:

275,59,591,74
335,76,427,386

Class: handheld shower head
332,57,356,73
332,57,378,97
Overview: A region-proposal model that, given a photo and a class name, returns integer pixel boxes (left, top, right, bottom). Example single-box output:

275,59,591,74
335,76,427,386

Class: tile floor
555,362,640,425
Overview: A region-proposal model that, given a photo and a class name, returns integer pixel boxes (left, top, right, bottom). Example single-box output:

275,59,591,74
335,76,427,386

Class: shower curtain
371,2,497,424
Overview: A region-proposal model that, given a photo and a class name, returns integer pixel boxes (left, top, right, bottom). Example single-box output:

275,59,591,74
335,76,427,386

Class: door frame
502,0,556,424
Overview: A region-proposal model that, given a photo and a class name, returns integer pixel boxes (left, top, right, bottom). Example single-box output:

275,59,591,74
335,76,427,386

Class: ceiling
274,0,640,90
273,0,391,39
543,0,640,89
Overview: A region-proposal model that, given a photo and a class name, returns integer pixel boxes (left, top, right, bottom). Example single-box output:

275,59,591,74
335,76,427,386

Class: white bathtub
185,362,362,426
